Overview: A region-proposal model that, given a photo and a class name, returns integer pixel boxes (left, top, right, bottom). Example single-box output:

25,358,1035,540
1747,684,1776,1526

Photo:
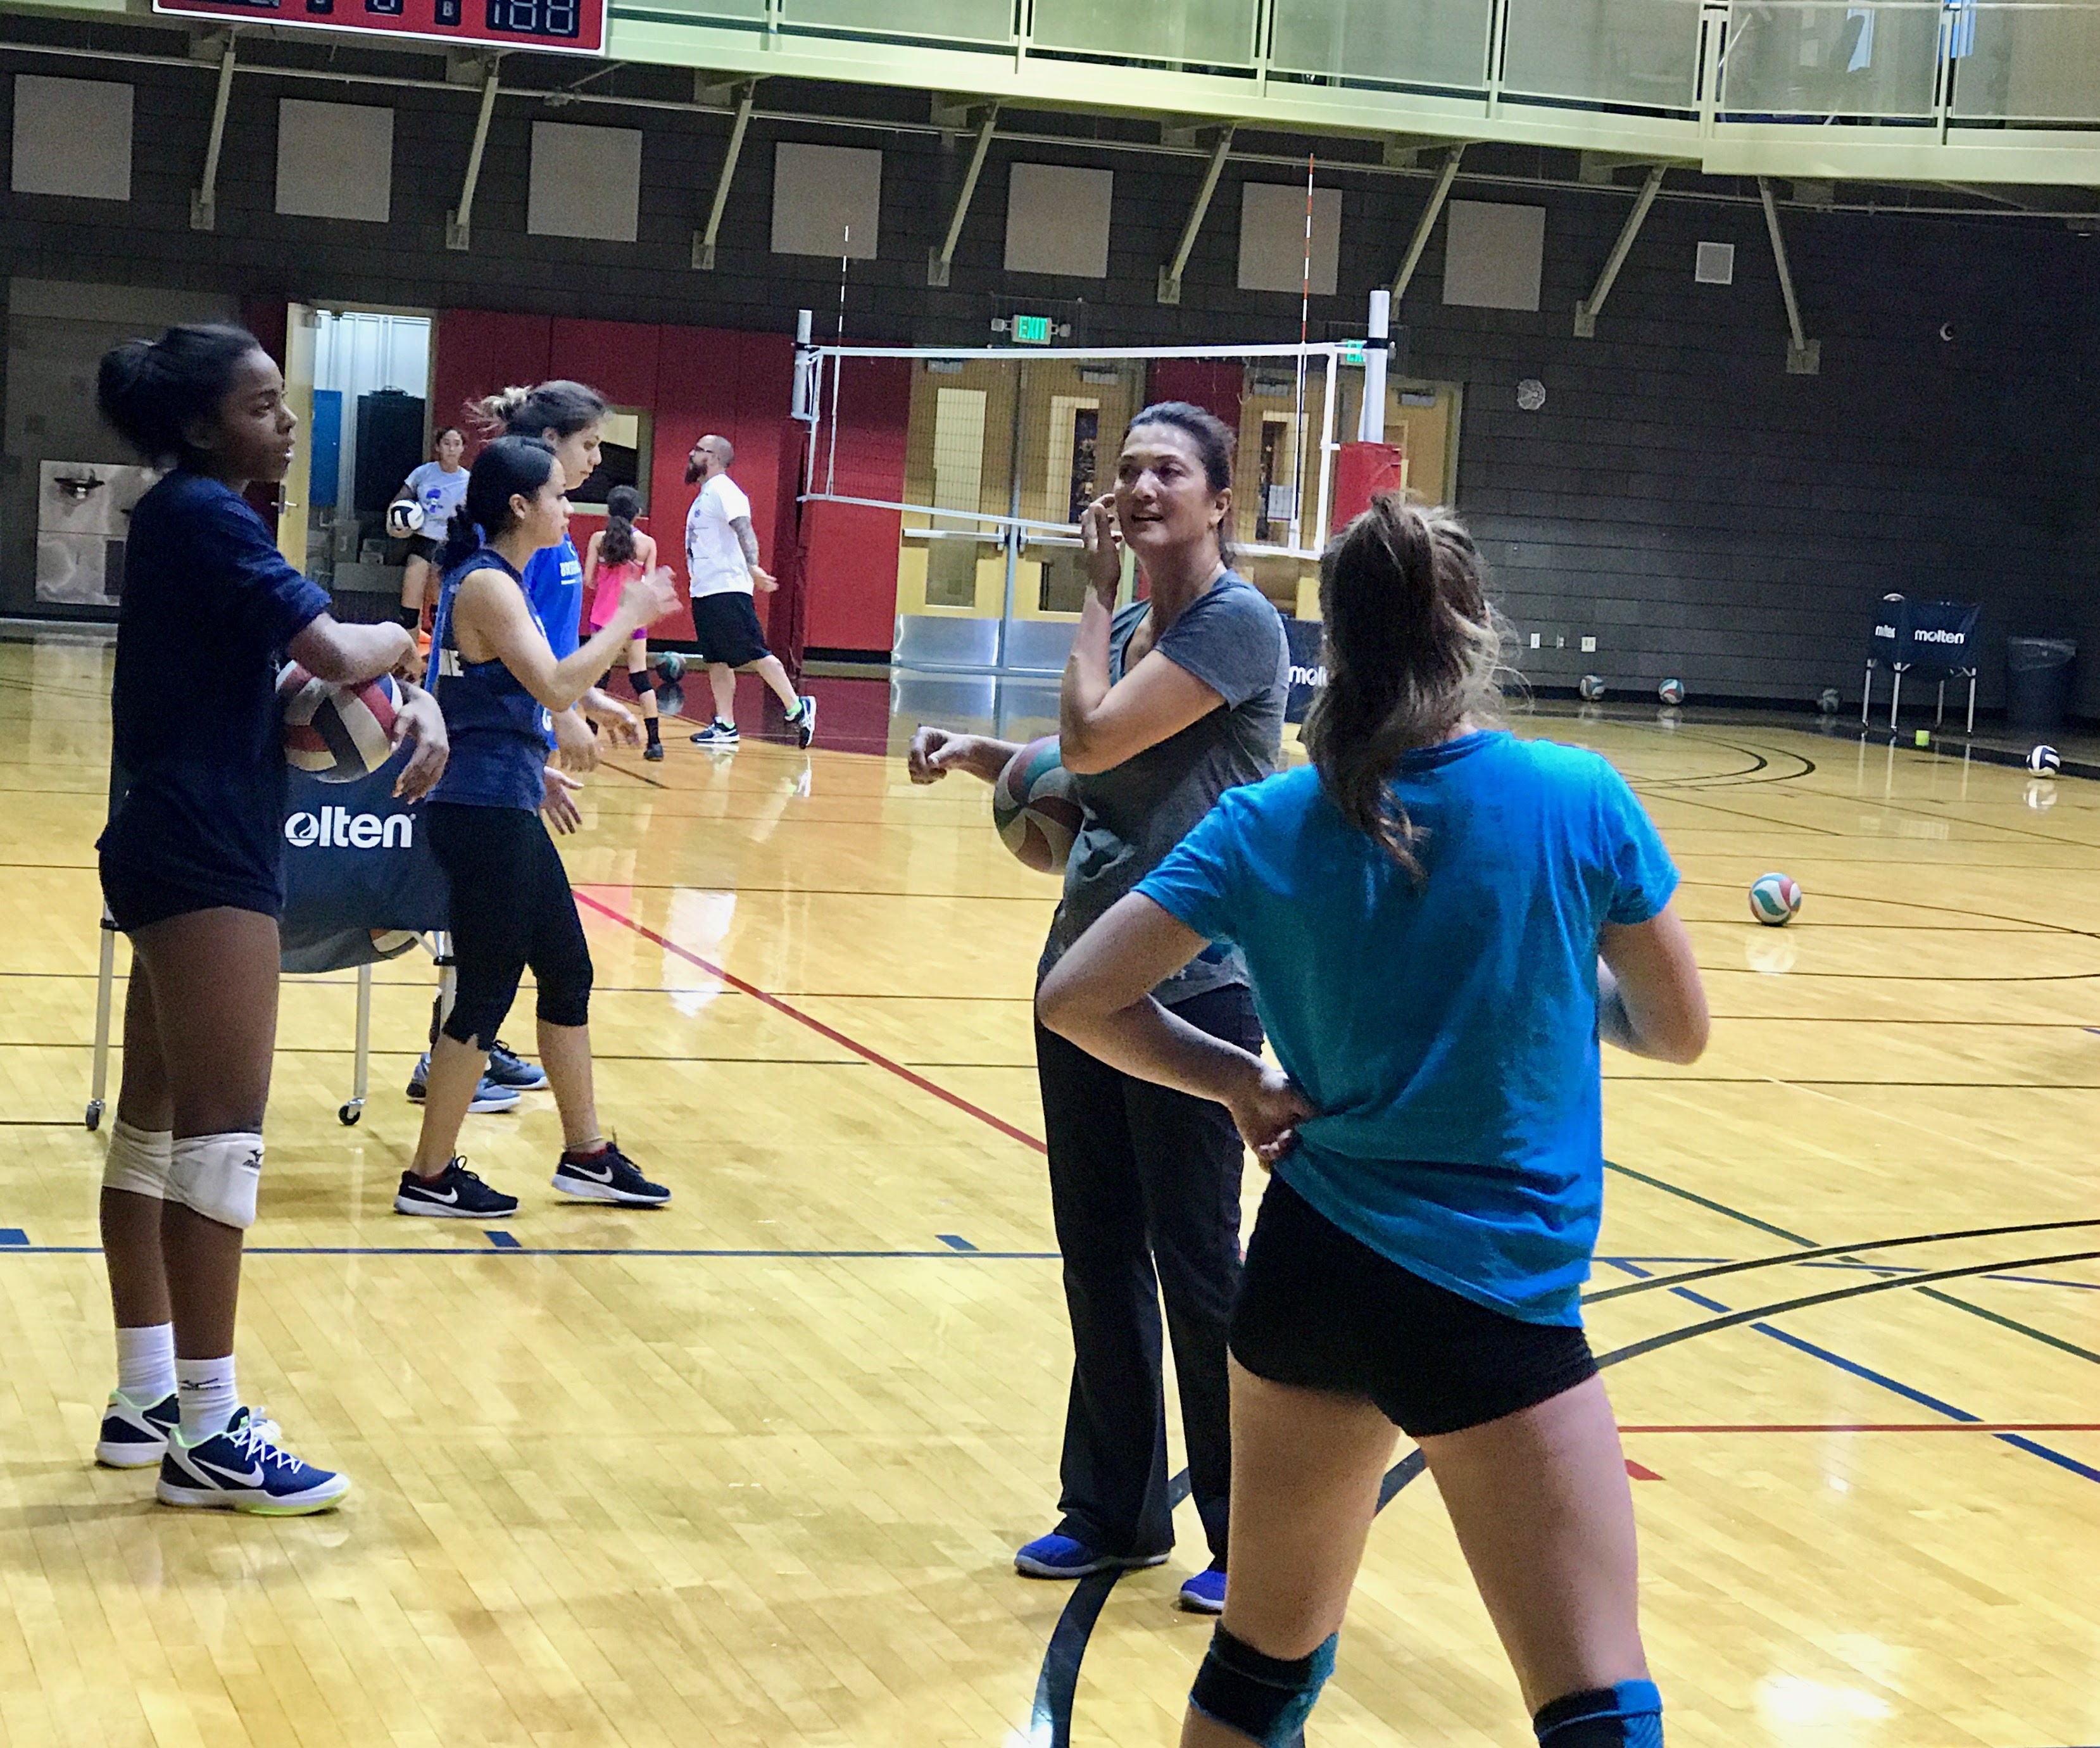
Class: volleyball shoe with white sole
156,1407,349,1514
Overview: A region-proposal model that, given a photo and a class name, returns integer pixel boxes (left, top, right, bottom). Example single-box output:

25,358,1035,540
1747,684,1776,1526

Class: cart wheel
339,1102,362,1127
85,1100,104,1133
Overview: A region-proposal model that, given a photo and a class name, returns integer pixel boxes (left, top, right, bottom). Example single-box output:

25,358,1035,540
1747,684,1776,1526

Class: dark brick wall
4,24,2094,710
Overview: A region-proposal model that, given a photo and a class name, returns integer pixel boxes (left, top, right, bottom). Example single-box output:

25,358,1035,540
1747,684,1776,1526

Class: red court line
573,889,1050,1155
1619,1423,2100,1434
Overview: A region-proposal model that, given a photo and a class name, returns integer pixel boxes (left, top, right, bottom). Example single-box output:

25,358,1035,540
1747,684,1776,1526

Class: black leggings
427,803,593,1047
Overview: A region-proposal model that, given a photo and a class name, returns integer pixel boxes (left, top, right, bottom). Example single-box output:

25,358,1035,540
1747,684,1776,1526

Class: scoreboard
153,0,605,55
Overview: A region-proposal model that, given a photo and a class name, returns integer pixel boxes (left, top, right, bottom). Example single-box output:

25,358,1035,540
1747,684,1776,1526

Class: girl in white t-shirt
393,425,468,630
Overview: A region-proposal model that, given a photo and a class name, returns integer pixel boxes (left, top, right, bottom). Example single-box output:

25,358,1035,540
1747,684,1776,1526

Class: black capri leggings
427,802,593,1047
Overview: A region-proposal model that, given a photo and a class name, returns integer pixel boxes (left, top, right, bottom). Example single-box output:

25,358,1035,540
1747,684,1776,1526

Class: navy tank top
427,546,553,812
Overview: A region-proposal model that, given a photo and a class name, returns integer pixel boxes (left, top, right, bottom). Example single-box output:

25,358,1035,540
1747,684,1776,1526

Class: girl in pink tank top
581,486,669,758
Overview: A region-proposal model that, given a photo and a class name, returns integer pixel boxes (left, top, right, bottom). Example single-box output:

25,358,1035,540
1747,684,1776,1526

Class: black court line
1583,1217,2100,1303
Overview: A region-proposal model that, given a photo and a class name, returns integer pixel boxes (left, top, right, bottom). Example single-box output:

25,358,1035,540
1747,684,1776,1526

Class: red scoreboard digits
153,0,606,56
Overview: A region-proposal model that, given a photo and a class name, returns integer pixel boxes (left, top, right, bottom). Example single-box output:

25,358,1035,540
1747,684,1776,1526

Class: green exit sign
1012,313,1052,345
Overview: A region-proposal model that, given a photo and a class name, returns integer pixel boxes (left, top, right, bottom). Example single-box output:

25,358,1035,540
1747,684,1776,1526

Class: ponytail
1302,497,1509,879
435,436,558,577
470,379,607,441
600,484,639,567
96,324,263,468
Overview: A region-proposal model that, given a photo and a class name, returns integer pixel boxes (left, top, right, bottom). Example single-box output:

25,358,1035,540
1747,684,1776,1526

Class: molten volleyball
993,736,1083,876
1749,872,1802,927
278,663,401,784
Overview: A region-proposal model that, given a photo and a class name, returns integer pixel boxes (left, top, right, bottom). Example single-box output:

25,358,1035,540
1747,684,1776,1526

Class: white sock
175,1354,237,1442
115,1322,176,1404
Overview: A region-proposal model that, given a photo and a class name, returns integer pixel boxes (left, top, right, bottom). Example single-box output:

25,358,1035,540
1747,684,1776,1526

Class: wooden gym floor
0,633,2092,1747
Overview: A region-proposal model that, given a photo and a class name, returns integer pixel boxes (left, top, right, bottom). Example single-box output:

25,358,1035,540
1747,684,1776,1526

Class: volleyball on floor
993,736,1083,875
1658,677,1685,706
1579,674,1607,701
277,663,401,783
2027,745,2061,776
1749,872,1802,927
385,499,424,538
1818,687,1842,715
655,651,686,686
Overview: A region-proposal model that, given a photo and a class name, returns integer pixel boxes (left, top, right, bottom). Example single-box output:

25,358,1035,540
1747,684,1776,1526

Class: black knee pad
1533,1682,1663,1746
629,668,655,698
1188,1626,1336,1747
535,942,593,1030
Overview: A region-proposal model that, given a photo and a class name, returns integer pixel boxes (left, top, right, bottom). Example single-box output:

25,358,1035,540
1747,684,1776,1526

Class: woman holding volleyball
582,484,665,760
92,323,446,1512
393,424,467,631
394,436,677,1218
1037,498,1709,1747
909,403,1288,1614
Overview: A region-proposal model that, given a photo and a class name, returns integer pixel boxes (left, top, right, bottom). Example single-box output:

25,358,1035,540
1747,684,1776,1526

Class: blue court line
485,1231,522,1250
936,1234,979,1251
0,1229,24,1246
1604,1262,2100,1484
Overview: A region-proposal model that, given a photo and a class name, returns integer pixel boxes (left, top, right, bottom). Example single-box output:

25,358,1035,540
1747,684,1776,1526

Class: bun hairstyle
471,380,607,441
600,484,639,567
96,323,264,468
1123,401,1236,566
433,436,560,577
1304,497,1508,879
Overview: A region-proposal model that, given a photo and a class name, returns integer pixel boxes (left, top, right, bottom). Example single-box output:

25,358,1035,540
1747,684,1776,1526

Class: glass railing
612,0,2100,129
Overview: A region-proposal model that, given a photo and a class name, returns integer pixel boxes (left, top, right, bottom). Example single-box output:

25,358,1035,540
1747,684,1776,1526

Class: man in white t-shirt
683,435,815,750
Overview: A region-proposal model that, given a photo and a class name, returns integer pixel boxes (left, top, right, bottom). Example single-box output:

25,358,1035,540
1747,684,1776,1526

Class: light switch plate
1581,636,1597,653
1530,632,1541,649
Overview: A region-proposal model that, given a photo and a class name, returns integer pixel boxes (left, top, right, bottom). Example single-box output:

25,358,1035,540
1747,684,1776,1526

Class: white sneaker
96,1387,178,1468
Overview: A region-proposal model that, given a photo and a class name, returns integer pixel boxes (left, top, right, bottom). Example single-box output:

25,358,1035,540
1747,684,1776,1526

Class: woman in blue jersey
91,323,447,1514
1038,498,1709,1748
395,436,676,1219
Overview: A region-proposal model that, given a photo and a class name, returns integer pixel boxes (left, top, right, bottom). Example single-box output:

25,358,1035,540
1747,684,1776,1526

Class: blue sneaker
1014,1532,1169,1580
484,1039,548,1092
156,1407,349,1515
95,1388,178,1469
1178,1566,1227,1614
406,1053,520,1114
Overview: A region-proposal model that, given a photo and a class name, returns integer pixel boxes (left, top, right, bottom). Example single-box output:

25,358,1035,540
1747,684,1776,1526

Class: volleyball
386,499,424,538
2027,745,2061,776
992,736,1083,875
655,650,687,686
1579,674,1607,701
1658,677,1685,706
1749,871,1802,927
369,928,420,960
1818,688,1842,715
278,663,401,783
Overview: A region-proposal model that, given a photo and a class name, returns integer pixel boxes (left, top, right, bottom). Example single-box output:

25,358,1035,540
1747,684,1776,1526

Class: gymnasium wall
1,24,2096,710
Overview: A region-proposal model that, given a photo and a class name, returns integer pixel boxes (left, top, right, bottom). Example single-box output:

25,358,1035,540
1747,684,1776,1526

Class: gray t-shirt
1040,572,1290,1004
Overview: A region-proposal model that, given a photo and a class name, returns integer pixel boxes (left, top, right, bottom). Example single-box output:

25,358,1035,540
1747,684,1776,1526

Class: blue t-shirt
99,473,331,914
1136,731,1678,1325
524,537,583,660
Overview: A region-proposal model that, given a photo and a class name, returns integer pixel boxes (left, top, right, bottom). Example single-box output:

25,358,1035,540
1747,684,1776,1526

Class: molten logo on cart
286,807,415,850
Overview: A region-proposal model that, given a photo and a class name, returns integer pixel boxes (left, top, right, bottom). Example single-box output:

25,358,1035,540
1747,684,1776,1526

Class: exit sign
1012,314,1052,346
153,0,605,54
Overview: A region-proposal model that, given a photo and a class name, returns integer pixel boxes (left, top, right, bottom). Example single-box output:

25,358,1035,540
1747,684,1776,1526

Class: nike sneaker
95,1388,179,1469
406,1053,521,1113
482,1040,548,1092
551,1140,670,1206
156,1407,349,1515
393,1157,520,1218
790,694,818,749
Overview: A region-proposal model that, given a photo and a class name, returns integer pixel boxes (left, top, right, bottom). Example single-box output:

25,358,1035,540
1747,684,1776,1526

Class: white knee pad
102,1119,174,1200
167,1133,263,1231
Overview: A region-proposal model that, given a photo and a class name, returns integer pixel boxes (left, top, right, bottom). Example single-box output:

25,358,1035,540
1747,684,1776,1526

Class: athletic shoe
643,741,665,761
1014,1532,1170,1580
791,694,818,749
406,1053,522,1113
483,1040,548,1093
1178,1566,1227,1614
689,719,740,748
95,1388,179,1469
394,1158,520,1218
551,1140,670,1206
156,1406,349,1516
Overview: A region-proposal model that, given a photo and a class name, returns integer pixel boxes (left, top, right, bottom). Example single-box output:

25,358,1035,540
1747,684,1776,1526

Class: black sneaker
483,1040,548,1092
689,719,740,748
551,1140,670,1206
394,1158,520,1218
791,694,818,749
643,740,665,761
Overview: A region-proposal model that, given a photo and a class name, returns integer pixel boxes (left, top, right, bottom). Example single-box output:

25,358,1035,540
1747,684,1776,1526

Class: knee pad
167,1133,263,1231
629,668,655,698
1534,1681,1664,1747
1188,1626,1336,1747
103,1119,173,1200
535,947,593,1030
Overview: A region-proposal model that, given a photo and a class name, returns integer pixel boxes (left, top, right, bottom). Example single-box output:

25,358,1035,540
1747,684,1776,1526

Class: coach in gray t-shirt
1042,575,1288,1002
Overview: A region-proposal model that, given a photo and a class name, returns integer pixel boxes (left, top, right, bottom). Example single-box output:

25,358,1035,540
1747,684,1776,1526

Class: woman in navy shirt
1039,499,1709,1748
92,324,446,1514
394,436,675,1219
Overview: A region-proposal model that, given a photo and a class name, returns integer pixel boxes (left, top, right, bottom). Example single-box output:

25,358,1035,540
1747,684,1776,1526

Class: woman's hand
908,726,1015,786
581,687,643,749
551,705,601,774
540,767,584,834
1227,1064,1317,1170
1079,492,1122,603
389,684,450,802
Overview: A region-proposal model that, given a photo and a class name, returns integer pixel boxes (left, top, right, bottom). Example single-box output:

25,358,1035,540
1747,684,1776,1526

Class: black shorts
1228,1174,1597,1438
691,591,770,668
406,532,441,563
100,855,277,934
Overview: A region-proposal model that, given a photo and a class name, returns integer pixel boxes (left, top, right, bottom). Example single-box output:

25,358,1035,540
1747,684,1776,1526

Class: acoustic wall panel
529,122,642,242
772,142,881,259
1004,163,1114,278
1237,182,1341,294
275,101,393,223
11,75,131,201
1442,200,1546,311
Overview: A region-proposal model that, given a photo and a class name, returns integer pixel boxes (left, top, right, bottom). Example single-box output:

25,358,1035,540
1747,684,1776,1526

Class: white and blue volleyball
1579,674,1607,701
2027,745,2061,777
1749,871,1802,927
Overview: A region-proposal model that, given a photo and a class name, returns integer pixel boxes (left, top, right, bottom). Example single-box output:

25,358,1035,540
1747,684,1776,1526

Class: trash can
2006,638,2076,731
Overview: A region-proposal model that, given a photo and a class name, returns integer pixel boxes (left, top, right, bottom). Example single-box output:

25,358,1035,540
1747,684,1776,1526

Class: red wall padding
803,355,912,652
1143,360,1244,435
